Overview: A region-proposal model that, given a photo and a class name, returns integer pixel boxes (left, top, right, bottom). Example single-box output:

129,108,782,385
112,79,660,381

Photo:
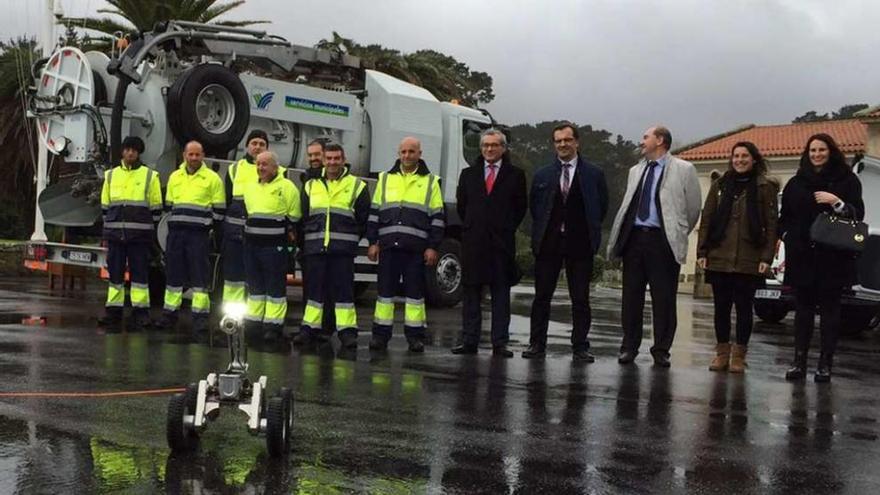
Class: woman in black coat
778,133,865,382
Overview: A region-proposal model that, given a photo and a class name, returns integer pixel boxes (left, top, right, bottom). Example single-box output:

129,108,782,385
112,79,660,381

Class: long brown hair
798,133,848,173
728,141,768,176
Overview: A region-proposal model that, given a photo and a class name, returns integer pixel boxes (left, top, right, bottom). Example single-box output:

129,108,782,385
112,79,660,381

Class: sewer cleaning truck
25,20,502,307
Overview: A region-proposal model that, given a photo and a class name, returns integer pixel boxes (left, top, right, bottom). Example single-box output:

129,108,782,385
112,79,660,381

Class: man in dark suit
451,129,527,357
523,122,609,362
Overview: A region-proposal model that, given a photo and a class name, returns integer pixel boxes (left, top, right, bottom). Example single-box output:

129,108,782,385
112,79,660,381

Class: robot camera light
222,302,247,320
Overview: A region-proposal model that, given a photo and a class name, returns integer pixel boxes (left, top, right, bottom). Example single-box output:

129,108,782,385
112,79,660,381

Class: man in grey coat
607,125,702,367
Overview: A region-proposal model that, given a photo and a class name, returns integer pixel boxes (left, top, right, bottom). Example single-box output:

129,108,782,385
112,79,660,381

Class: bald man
243,150,301,342
158,141,225,334
366,137,445,352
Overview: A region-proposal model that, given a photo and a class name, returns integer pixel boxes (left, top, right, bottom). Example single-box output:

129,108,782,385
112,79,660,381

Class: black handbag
809,211,868,254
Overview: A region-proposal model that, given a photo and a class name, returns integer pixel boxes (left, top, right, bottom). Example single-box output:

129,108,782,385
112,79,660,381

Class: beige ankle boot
709,343,731,371
729,344,747,373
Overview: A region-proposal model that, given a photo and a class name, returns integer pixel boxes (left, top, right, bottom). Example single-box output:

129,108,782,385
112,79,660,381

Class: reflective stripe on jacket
165,162,226,229
302,167,369,256
243,171,301,243
224,157,287,239
366,159,445,252
101,161,163,242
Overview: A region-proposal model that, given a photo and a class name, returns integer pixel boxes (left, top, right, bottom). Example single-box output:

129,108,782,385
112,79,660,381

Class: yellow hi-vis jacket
224,157,286,239
301,166,370,256
243,171,301,243
101,161,163,242
366,159,445,252
165,162,225,229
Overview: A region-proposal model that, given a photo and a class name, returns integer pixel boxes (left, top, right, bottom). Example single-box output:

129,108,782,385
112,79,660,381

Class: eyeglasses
481,143,504,149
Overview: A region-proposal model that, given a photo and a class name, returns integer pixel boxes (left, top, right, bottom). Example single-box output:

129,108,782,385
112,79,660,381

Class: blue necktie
637,161,659,221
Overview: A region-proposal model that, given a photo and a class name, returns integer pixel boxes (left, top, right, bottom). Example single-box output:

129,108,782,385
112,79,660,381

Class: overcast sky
4,0,880,145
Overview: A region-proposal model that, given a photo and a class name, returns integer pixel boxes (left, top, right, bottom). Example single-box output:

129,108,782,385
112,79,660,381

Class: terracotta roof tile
678,119,866,161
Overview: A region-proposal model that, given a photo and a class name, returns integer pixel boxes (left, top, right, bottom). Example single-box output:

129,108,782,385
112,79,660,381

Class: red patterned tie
561,163,571,201
485,163,497,194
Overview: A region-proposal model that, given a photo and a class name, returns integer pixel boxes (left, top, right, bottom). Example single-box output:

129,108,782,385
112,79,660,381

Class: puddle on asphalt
0,413,431,493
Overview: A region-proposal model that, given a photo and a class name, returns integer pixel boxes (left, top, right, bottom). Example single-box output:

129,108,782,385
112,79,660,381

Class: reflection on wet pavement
0,278,879,493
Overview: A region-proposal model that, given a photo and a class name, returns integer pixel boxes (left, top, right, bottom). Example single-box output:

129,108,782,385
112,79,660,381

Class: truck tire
425,238,463,308
754,301,788,324
166,64,250,156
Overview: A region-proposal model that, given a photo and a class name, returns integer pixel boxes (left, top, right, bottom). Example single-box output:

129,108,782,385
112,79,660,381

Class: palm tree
60,0,267,47
405,49,494,106
0,38,40,238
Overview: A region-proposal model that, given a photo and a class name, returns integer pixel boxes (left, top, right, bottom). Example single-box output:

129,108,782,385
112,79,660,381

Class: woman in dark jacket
779,133,865,382
697,142,778,373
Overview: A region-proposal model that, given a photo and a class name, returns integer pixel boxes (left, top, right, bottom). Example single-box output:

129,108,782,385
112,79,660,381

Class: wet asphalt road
1,277,880,494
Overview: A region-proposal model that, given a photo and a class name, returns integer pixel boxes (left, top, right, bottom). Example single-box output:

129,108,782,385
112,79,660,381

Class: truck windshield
462,119,492,165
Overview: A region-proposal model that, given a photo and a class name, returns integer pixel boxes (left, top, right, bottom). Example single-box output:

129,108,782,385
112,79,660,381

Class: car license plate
68,250,92,263
755,289,781,299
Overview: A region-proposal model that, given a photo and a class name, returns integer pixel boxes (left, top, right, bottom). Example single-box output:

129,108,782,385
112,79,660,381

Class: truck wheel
167,384,199,453
167,64,250,156
265,388,293,457
754,301,788,324
840,306,879,337
426,238,463,308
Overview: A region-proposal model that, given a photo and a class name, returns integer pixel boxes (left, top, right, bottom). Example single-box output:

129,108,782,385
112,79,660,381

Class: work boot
369,336,389,351
814,352,833,383
729,344,748,374
154,312,178,329
131,311,153,331
263,325,282,343
244,320,262,343
292,331,315,347
192,316,209,335
97,312,122,329
709,343,731,372
785,350,808,381
407,337,425,353
339,332,358,349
